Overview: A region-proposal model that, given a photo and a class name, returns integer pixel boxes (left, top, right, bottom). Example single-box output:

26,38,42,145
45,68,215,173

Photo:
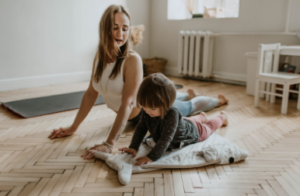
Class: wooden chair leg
254,79,260,107
260,82,265,98
281,83,289,114
265,82,271,102
270,83,276,104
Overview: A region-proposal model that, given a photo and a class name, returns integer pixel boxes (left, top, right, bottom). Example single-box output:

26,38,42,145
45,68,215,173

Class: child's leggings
184,114,224,141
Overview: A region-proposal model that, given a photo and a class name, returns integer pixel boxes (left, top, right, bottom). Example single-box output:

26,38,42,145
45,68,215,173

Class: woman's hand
48,127,76,139
81,144,112,160
81,149,97,160
135,156,153,166
118,147,137,157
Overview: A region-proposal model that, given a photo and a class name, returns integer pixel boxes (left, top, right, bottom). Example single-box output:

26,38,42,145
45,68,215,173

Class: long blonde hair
93,5,132,82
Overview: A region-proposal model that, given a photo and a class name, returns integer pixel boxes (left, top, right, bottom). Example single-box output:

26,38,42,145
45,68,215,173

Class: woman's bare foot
220,111,228,126
187,89,197,100
217,94,228,106
200,112,208,123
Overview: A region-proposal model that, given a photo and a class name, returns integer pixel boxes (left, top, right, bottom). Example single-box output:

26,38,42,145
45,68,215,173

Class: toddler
119,73,228,166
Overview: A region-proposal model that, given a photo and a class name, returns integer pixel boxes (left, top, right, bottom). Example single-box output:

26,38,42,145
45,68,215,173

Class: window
168,0,240,20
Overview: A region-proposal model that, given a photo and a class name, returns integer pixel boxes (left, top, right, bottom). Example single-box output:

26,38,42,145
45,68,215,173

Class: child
119,73,228,166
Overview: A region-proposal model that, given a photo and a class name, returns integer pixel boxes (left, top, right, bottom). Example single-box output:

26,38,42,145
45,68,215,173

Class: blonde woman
49,5,142,156
48,5,228,159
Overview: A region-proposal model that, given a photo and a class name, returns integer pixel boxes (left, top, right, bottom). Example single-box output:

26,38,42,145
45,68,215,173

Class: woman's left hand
81,149,97,160
81,145,112,160
135,156,153,166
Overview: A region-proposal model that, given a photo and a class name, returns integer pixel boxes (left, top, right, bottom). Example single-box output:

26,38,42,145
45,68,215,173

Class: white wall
2,0,300,92
150,0,300,82
126,0,150,58
0,0,150,91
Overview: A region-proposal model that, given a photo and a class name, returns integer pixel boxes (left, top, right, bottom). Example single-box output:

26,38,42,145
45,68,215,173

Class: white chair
254,43,300,114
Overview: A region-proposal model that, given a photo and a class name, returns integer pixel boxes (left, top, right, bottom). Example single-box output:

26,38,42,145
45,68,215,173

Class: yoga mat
1,84,183,118
1,91,105,118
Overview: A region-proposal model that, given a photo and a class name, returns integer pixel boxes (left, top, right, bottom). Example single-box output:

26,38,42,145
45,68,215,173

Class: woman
48,5,228,159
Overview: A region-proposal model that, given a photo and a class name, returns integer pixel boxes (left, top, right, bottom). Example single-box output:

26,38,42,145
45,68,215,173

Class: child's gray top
129,107,199,161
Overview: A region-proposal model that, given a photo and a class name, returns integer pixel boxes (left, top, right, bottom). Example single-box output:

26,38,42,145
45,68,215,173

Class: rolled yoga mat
1,91,105,118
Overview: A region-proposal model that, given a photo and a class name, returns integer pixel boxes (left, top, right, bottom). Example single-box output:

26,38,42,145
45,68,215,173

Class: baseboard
164,66,246,85
212,71,247,82
0,71,92,92
164,66,181,77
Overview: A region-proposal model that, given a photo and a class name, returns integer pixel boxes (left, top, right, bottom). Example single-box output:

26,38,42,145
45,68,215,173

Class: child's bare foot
200,112,208,123
187,89,197,100
220,111,228,126
217,94,228,106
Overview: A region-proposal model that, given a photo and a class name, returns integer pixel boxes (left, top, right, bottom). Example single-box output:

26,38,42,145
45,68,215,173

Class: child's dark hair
137,73,176,118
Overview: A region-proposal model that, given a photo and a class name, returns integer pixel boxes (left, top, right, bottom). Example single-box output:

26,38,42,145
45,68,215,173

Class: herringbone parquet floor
0,77,300,196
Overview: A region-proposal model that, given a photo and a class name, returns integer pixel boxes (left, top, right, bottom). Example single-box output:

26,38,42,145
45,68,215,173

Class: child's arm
135,156,153,166
146,110,179,162
128,112,148,152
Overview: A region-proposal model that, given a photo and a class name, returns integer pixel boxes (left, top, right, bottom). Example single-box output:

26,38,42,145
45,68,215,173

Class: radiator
178,31,214,78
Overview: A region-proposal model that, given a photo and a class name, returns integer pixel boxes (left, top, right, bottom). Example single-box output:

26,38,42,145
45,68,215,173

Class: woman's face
112,12,130,47
143,107,161,118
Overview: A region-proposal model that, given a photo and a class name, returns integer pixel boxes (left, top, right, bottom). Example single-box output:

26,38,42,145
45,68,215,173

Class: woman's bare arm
106,53,143,145
49,81,99,139
71,82,99,129
81,53,143,159
49,57,99,139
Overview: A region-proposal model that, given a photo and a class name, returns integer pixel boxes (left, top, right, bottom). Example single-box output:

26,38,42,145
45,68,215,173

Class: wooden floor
0,76,300,196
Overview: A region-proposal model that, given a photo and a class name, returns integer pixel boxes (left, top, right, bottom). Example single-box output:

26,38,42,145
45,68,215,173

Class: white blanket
95,133,247,185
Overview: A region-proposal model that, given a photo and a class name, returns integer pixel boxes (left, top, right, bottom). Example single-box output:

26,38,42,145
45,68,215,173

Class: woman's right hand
118,147,137,157
48,126,76,139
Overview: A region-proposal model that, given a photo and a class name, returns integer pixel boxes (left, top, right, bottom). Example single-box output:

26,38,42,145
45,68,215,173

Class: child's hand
135,156,153,166
118,147,137,157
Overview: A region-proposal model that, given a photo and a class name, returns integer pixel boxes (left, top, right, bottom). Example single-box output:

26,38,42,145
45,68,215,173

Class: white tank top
92,60,126,111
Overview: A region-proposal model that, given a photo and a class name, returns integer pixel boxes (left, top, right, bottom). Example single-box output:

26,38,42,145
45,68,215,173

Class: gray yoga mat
1,91,105,118
1,84,183,118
